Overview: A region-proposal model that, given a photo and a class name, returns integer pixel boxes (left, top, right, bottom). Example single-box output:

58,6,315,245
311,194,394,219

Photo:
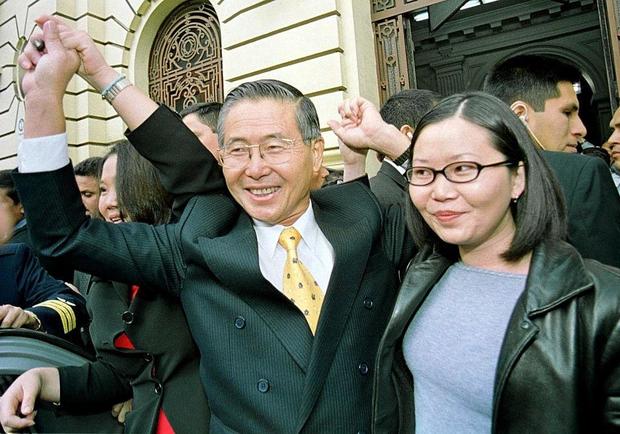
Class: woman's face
408,116,525,256
98,154,124,223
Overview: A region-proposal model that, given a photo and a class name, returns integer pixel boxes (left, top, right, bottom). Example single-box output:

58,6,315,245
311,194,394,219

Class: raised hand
18,19,80,101
328,97,386,150
328,97,409,161
34,15,118,91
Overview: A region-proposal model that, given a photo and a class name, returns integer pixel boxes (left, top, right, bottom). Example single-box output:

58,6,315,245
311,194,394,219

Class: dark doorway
400,0,610,146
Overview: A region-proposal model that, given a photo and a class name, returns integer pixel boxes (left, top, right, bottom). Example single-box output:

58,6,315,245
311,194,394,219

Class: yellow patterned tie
278,227,324,334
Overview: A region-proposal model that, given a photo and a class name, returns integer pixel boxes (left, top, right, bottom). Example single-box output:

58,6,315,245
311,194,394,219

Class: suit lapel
197,213,313,372
295,204,374,430
381,161,407,188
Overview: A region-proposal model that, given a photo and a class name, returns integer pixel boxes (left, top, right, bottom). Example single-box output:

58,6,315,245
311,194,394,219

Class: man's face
221,99,323,226
604,107,620,170
526,81,587,153
75,175,100,217
0,188,23,242
182,113,219,157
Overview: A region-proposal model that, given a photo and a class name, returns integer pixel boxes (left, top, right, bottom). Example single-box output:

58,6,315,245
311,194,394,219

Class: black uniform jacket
373,240,620,433
14,106,414,433
0,243,86,343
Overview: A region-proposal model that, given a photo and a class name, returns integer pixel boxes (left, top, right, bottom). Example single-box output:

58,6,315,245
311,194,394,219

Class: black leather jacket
372,240,620,433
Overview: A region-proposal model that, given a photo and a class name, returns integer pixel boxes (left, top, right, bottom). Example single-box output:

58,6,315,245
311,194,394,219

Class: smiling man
1,17,412,433
484,54,620,267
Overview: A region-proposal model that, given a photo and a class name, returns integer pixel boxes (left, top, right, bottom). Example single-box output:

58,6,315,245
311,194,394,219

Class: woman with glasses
333,92,620,433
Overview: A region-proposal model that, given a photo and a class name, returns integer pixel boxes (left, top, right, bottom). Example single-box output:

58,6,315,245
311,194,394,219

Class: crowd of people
0,14,619,434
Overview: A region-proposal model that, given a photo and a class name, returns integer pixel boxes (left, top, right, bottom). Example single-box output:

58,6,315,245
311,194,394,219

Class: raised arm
20,16,225,212
328,96,410,181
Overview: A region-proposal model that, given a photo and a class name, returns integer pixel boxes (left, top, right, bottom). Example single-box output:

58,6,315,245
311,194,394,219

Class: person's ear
400,124,414,140
311,137,324,172
510,101,529,124
511,162,526,202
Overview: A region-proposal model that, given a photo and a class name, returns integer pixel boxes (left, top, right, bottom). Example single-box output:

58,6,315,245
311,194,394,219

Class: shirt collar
13,218,27,231
253,202,318,258
384,158,406,175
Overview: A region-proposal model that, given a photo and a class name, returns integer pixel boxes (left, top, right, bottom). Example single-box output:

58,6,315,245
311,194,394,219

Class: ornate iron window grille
149,1,223,111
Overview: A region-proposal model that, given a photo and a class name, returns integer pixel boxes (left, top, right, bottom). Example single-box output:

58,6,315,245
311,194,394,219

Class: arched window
149,0,223,111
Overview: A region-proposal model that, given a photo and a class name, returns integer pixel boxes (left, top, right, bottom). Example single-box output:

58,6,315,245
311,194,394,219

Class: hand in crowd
329,97,409,166
111,399,133,424
0,305,40,330
0,368,60,433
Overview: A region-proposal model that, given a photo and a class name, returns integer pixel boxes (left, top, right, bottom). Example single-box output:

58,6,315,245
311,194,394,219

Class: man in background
179,102,222,156
603,107,620,195
0,170,26,244
484,54,620,267
74,156,102,217
371,89,440,208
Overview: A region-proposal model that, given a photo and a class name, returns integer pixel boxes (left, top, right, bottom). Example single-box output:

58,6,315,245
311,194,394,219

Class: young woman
2,141,209,434
372,92,620,433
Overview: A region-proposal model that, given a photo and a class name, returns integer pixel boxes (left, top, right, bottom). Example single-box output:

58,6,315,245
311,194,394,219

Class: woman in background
2,140,209,434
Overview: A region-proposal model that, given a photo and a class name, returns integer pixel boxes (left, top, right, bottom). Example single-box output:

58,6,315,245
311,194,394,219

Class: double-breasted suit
15,107,413,433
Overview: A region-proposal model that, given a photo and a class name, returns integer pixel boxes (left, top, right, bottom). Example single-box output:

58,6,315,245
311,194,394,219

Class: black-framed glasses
406,160,517,186
219,138,302,169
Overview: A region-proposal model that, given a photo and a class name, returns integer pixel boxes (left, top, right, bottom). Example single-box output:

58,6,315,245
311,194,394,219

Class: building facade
1,0,619,171
0,0,381,171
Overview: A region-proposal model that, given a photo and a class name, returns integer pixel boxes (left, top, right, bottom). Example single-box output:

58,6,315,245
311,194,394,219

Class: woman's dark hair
405,91,567,262
100,140,172,225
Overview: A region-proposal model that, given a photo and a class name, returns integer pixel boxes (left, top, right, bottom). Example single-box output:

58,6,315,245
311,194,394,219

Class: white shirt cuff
18,133,70,173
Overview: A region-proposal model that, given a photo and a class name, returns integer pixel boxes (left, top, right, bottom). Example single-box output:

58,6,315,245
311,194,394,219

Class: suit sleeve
13,164,185,296
58,360,132,412
126,105,227,217
566,157,620,268
13,244,88,343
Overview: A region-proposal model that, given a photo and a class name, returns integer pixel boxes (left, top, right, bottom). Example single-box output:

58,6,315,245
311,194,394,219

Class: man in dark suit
0,17,412,433
370,89,440,208
484,54,620,267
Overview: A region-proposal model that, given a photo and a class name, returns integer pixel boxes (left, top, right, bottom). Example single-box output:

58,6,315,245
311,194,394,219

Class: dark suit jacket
59,276,209,434
8,221,74,282
14,107,413,433
0,243,86,343
542,151,620,268
369,160,408,209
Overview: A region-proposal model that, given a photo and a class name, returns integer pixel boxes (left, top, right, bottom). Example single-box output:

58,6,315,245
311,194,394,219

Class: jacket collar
379,160,408,188
522,240,593,316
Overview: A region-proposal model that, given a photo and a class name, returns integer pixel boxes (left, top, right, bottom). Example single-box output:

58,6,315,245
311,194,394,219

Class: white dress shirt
253,203,335,294
18,133,336,293
384,157,406,175
18,133,69,173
